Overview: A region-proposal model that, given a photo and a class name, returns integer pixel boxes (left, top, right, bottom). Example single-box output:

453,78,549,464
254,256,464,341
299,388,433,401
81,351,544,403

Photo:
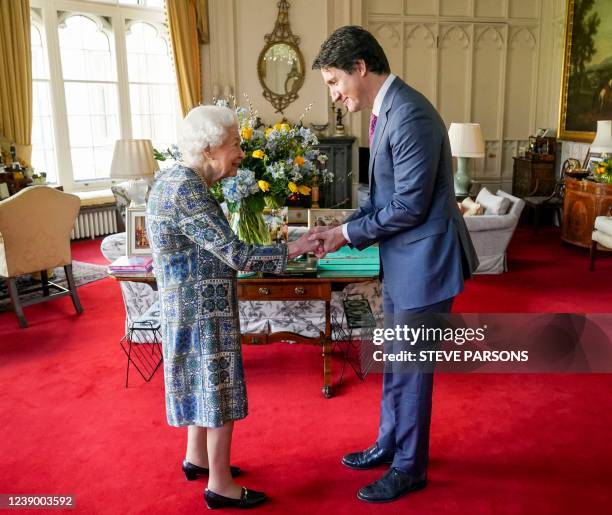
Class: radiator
71,206,118,240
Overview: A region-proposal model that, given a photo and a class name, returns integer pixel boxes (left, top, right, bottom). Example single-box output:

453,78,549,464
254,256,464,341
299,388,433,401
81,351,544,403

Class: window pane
59,14,115,81
59,15,119,181
126,22,173,82
126,21,179,151
64,82,120,181
31,17,56,183
31,25,49,79
31,81,57,183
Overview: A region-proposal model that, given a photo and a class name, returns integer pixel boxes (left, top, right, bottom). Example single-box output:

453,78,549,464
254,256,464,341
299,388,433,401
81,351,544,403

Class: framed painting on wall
126,207,150,256
558,0,612,142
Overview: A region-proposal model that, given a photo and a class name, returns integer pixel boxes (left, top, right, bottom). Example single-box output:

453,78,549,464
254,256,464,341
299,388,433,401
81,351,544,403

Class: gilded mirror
257,0,305,114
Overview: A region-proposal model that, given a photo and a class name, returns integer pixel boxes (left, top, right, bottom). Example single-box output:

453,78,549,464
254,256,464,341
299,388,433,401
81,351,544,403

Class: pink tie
369,113,378,147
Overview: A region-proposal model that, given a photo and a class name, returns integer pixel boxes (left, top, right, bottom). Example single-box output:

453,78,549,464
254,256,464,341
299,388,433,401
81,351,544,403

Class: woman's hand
288,231,325,258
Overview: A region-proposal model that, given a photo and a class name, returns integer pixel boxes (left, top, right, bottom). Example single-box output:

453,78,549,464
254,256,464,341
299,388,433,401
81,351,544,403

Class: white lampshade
590,120,612,153
448,123,485,158
110,139,159,179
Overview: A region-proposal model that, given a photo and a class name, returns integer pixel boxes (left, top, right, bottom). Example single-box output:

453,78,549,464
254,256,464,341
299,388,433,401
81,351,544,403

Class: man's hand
308,225,347,256
287,233,324,259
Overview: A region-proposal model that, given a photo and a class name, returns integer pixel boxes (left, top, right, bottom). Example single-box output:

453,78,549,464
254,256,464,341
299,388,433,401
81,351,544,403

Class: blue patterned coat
146,164,287,427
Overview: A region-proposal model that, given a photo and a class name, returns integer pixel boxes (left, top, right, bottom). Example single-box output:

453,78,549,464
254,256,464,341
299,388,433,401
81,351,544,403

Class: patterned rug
0,261,108,313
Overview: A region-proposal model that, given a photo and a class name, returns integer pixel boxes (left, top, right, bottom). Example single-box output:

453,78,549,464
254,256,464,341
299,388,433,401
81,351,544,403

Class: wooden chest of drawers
512,157,555,197
562,178,612,248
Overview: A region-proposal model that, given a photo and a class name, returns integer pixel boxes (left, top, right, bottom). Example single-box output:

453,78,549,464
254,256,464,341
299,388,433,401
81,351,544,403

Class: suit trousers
376,284,454,476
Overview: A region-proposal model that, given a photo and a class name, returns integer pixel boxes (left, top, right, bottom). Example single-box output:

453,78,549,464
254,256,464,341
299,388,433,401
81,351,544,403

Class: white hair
178,105,238,169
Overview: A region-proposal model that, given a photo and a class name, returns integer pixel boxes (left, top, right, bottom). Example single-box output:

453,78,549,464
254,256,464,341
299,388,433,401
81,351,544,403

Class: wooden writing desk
109,271,378,398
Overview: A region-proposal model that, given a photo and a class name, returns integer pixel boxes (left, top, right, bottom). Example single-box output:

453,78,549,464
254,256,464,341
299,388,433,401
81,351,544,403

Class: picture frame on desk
307,208,355,228
126,206,150,256
263,206,288,244
584,154,604,174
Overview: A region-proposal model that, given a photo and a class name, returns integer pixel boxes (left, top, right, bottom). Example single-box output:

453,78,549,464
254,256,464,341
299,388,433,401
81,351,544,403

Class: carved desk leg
322,299,333,398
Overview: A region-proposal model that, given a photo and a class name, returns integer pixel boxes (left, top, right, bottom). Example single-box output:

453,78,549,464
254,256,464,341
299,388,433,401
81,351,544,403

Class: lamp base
454,156,472,197
127,178,150,207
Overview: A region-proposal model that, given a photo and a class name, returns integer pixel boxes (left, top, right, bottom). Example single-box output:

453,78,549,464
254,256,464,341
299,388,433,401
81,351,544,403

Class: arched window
126,21,179,152
58,13,119,181
29,0,179,189
30,15,57,183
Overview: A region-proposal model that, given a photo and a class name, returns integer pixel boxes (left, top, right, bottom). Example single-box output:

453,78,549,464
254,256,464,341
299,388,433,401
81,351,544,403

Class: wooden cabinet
315,136,355,208
512,157,555,198
562,178,612,248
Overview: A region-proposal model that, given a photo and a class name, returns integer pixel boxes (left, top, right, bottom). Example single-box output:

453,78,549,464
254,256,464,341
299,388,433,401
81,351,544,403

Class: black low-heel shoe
182,460,241,480
204,487,267,509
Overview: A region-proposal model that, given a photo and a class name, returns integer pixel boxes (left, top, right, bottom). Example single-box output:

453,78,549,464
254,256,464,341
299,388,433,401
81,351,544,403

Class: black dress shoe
182,460,241,480
357,467,427,503
342,443,394,470
204,487,267,509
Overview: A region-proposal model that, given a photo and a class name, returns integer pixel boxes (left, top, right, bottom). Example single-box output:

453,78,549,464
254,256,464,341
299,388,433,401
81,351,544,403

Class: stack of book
108,255,153,276
317,246,379,276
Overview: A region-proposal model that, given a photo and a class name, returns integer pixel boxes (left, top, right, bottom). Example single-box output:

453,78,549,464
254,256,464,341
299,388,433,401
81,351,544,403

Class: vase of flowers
593,159,612,184
210,97,333,244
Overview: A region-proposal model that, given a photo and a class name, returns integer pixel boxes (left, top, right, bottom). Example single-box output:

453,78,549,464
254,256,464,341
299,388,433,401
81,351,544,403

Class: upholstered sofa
463,189,525,274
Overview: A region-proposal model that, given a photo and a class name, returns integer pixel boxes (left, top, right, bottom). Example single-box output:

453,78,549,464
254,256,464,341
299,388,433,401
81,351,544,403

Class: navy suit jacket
346,77,478,310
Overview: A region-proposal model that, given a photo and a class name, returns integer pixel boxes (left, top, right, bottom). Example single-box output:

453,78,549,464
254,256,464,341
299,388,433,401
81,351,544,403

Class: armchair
464,190,525,274
0,186,83,327
589,207,612,271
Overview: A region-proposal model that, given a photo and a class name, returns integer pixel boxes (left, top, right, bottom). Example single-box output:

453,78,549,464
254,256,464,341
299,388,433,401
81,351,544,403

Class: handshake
287,225,348,259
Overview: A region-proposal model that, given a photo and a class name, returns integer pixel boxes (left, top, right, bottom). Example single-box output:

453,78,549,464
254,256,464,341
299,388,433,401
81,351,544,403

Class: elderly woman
146,105,315,510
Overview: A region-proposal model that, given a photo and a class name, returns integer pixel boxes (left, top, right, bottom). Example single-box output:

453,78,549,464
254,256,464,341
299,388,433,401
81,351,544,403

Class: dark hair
312,25,390,75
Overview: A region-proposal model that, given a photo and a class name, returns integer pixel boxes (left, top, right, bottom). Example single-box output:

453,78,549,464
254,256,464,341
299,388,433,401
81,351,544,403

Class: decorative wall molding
404,23,436,49
475,26,504,49
509,26,536,49
370,22,401,48
439,24,471,49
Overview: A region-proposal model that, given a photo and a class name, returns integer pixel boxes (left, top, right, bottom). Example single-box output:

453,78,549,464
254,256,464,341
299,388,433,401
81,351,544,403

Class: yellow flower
288,181,298,193
298,185,311,196
241,127,253,140
258,180,270,192
265,128,273,138
280,123,291,132
596,166,605,174
252,149,265,159
273,123,283,131
294,155,305,167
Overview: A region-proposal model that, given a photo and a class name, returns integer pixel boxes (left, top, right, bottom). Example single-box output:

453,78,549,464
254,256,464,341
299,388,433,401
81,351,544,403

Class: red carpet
1,228,611,514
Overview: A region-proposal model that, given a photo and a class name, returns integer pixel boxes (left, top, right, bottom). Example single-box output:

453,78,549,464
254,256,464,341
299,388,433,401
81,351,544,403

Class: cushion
594,216,612,235
476,187,511,215
74,188,116,207
461,197,483,216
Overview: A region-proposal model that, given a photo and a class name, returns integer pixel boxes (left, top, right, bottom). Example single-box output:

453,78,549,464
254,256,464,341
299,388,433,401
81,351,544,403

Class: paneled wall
202,0,571,197
202,0,362,129
366,0,554,191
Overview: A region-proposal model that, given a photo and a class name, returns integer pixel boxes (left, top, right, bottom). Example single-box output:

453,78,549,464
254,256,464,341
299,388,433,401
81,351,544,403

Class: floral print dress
146,164,287,427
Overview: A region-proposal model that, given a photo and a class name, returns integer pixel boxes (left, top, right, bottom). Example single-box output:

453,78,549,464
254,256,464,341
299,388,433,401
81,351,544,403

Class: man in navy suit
311,26,478,503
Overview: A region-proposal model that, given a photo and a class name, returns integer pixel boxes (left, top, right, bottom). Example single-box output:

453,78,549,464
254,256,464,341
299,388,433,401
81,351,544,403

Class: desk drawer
282,283,330,300
238,282,331,301
238,283,285,300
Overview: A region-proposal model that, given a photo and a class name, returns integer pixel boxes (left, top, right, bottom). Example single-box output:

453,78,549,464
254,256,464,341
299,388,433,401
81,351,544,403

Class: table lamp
448,123,485,196
110,139,159,206
590,120,612,159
